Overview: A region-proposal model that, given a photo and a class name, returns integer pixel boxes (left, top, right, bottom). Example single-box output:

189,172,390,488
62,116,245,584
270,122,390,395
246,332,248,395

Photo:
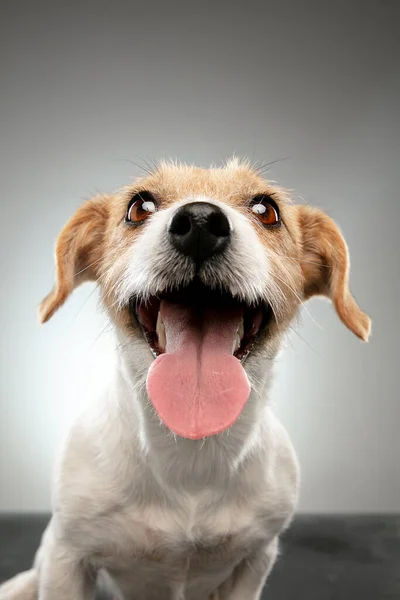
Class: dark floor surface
0,514,399,599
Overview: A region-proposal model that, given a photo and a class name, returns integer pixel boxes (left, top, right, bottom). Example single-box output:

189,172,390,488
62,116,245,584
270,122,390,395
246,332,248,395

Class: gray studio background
1,0,399,513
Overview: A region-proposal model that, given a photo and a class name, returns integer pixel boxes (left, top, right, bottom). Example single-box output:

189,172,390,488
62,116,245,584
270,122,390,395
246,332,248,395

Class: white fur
0,198,300,600
115,196,274,308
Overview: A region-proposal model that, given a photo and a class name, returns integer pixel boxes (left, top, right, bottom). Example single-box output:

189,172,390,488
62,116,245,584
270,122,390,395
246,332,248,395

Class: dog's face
40,160,370,440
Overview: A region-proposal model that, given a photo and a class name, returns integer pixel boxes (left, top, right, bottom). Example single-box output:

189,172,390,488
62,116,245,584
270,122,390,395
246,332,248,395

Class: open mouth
132,281,271,362
130,281,272,440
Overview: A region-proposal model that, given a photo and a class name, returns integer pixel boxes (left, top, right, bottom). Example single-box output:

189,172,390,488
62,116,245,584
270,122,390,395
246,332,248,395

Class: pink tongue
146,302,250,439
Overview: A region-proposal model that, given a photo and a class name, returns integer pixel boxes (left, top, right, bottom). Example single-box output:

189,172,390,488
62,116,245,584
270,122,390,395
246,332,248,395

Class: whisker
254,157,289,175
278,254,331,269
89,320,113,349
74,255,105,278
141,156,159,175
288,324,320,356
73,284,99,321
115,157,154,177
269,265,324,331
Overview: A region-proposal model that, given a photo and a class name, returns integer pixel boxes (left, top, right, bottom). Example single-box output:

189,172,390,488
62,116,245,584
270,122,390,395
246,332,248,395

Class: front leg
217,538,278,600
39,537,95,600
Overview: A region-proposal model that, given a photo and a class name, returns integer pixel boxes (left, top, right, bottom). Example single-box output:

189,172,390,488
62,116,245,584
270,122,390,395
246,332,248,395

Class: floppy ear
39,195,109,323
298,205,371,341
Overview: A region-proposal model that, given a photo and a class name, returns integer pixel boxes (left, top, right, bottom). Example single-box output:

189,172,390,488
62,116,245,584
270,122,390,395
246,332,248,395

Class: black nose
168,202,231,268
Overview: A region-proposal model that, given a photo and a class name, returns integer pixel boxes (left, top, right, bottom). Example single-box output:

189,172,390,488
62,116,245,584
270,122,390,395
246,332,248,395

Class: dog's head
40,159,370,440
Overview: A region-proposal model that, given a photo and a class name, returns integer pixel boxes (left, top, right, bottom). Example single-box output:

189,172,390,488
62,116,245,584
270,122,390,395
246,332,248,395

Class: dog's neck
115,335,275,493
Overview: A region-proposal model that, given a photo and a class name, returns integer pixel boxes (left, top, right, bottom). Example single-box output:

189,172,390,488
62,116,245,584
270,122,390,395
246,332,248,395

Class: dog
0,158,370,600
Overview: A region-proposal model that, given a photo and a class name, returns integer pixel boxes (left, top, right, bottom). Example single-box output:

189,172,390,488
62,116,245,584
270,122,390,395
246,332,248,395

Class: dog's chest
91,495,263,600
92,494,261,572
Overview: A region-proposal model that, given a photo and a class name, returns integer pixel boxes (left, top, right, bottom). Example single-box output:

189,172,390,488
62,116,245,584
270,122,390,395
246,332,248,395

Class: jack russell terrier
0,159,370,600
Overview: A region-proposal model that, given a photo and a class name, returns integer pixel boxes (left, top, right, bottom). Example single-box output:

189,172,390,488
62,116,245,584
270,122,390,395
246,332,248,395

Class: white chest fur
91,490,264,565
91,492,266,600
141,492,262,549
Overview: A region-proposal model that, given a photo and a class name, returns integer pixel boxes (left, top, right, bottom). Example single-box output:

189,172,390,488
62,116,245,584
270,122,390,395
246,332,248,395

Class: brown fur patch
298,205,371,341
39,195,110,323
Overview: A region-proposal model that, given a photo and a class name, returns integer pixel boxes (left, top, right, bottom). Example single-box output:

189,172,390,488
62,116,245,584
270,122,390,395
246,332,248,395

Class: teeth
156,311,166,351
233,318,245,354
233,334,241,354
237,318,244,341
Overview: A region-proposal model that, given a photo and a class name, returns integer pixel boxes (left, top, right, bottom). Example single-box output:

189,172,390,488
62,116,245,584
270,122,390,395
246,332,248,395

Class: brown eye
250,195,280,226
126,192,157,224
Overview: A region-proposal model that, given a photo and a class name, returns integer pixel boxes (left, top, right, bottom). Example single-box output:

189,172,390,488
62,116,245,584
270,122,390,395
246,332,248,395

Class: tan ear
298,205,371,341
39,195,109,323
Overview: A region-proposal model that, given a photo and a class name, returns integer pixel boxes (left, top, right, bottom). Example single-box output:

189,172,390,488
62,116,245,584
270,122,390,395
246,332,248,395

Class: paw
0,570,37,600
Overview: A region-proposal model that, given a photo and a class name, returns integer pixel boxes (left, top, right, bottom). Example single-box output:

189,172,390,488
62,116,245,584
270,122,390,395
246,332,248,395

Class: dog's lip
129,282,272,362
